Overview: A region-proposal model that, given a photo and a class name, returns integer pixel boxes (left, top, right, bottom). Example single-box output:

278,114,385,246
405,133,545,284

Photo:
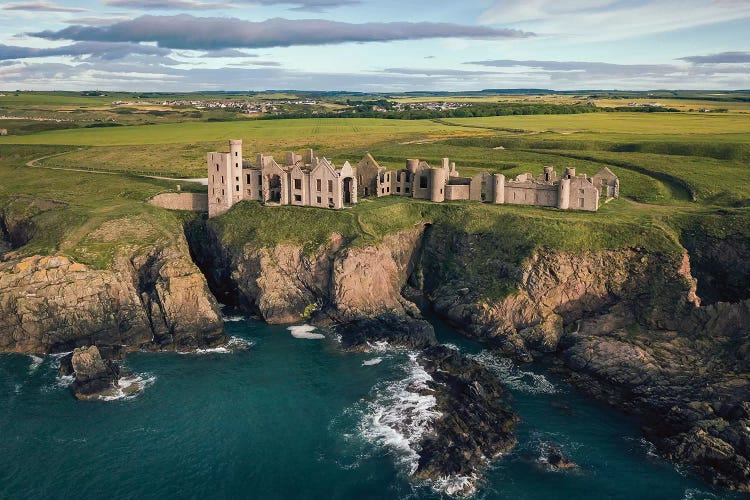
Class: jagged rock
192,221,427,324
67,346,120,400
337,313,437,351
543,445,577,471
413,345,517,496
0,237,224,354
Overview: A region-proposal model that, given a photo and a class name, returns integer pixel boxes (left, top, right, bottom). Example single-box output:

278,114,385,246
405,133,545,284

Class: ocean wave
362,357,383,366
222,314,245,323
55,374,74,388
471,351,557,394
97,373,156,402
288,324,325,340
27,355,43,374
358,352,441,476
682,488,720,500
189,336,254,355
428,474,479,497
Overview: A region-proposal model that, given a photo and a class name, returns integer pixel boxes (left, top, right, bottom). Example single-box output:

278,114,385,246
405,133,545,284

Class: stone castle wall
149,193,209,212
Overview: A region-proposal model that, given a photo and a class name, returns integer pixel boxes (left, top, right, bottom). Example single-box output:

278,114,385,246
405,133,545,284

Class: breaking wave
97,373,157,402
358,352,440,476
288,324,325,340
189,336,254,355
222,315,245,323
27,355,43,374
471,351,557,394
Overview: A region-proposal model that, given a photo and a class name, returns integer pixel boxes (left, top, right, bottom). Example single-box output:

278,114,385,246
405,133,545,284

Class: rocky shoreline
2,206,749,494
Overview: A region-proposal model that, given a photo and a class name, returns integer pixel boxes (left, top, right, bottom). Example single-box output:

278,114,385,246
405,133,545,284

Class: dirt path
25,149,207,185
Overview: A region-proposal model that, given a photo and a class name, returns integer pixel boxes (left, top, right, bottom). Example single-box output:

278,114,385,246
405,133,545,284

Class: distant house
0,129,7,136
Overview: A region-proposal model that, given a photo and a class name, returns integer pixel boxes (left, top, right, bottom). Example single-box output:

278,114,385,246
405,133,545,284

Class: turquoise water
0,315,738,500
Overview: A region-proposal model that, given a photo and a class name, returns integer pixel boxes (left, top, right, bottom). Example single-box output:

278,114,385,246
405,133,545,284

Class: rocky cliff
189,220,426,324
190,215,750,493
0,213,225,354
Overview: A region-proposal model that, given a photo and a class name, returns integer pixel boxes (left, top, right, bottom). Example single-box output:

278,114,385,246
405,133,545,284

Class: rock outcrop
337,313,437,351
0,237,224,354
191,221,426,324
415,345,517,496
64,346,120,400
558,300,750,492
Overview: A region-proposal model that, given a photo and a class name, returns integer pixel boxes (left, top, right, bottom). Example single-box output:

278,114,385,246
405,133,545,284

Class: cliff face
191,221,426,324
421,225,699,359
0,214,224,354
190,218,749,492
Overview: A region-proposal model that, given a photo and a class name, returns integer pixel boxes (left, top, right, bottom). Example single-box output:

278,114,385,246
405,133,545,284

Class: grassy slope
0,118,488,146
0,145,191,269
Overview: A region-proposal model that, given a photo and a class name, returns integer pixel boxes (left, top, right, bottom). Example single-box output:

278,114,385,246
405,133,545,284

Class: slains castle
208,139,619,218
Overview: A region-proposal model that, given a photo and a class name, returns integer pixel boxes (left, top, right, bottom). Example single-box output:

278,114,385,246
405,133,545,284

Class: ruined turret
558,177,571,209
430,167,446,203
493,174,505,204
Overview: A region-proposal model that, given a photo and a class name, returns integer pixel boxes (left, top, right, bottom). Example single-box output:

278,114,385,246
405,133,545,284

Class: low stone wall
149,193,208,212
445,184,470,201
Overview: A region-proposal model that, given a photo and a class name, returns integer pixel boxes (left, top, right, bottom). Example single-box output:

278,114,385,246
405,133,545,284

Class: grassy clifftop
210,196,684,258
0,145,192,269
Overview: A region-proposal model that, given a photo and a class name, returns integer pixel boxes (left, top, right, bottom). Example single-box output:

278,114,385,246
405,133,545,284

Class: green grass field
1,95,748,273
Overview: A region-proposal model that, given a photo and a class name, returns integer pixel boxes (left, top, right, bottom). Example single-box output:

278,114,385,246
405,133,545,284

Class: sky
0,0,748,92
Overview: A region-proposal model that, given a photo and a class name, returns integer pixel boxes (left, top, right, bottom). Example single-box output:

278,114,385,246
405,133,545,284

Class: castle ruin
208,140,619,218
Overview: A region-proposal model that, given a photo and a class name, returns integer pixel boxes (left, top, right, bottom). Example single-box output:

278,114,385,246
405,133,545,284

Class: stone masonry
208,139,619,218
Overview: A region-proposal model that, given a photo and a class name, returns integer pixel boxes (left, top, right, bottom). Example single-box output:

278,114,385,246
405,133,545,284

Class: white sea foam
55,374,74,388
429,473,479,497
189,336,254,355
358,353,441,476
471,351,557,394
683,488,719,500
222,314,245,323
27,355,43,374
288,324,325,340
97,373,156,401
362,357,383,366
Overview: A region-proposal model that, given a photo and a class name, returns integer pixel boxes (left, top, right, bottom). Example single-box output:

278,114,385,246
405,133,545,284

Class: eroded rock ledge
0,238,224,355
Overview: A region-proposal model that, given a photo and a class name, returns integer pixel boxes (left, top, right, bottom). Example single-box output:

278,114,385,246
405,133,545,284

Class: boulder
337,313,437,351
68,346,120,400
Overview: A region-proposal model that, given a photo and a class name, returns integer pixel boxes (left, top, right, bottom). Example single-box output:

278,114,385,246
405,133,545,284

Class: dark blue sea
0,313,738,499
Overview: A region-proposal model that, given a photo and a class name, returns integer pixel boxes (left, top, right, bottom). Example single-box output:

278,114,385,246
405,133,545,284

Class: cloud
466,59,681,77
30,14,534,50
2,1,87,12
479,0,750,41
3,56,749,92
247,0,360,12
0,42,171,61
463,57,750,87
103,0,234,10
383,67,504,76
679,51,750,64
199,48,256,57
64,17,132,25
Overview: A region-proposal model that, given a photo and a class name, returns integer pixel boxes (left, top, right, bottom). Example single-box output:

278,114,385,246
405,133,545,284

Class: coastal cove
0,315,736,500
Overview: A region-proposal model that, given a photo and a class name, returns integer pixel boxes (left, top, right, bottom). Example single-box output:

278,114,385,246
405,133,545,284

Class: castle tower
429,167,446,203
558,178,571,210
493,174,505,204
208,150,230,218
544,166,555,183
406,159,420,174
229,139,244,202
565,167,576,179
